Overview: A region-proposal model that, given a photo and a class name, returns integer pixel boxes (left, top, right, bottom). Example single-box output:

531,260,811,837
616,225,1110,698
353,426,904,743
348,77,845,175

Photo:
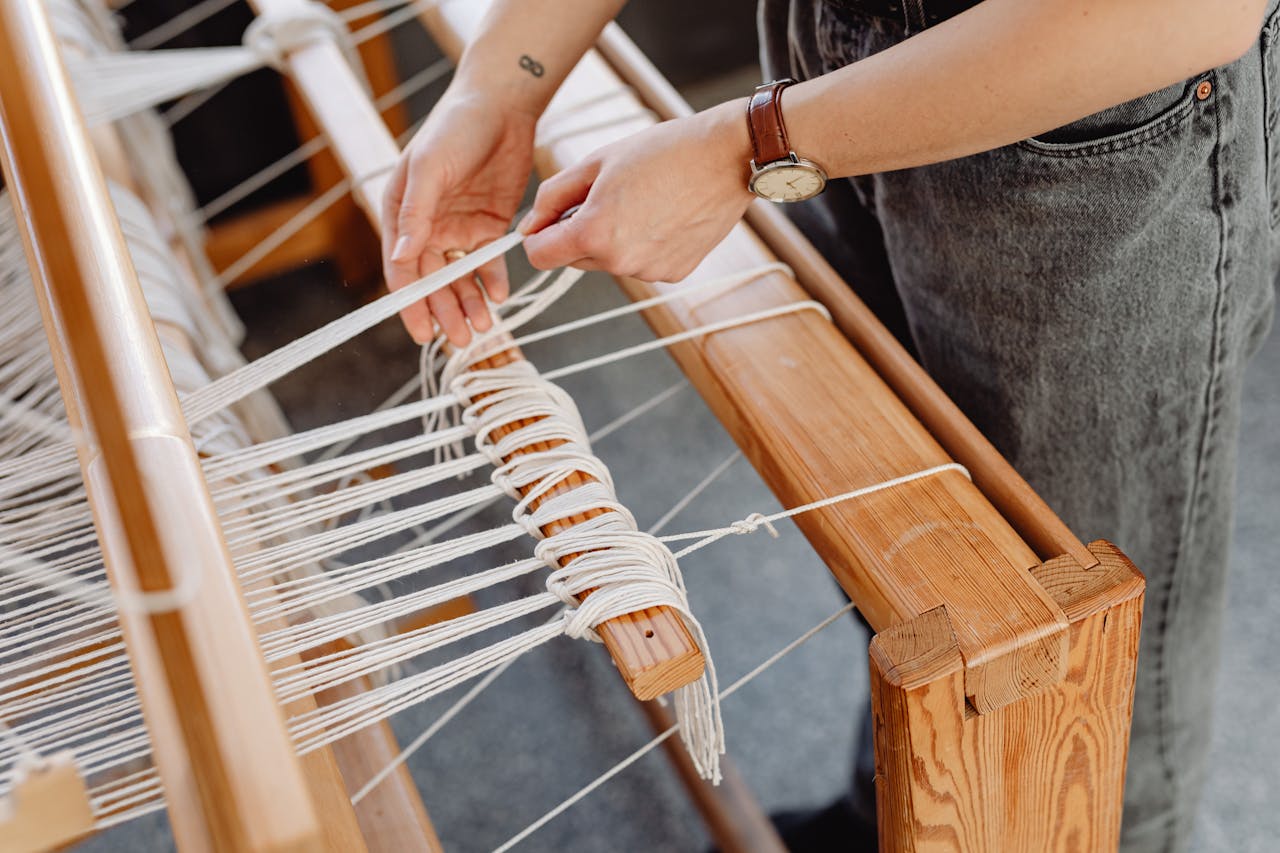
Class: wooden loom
0,0,1145,850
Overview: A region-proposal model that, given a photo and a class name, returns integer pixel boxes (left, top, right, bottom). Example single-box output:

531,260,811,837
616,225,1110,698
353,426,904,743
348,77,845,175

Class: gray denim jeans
760,2,1280,850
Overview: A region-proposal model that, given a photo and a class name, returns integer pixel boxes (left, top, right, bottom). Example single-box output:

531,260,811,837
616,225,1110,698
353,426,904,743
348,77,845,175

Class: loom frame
0,0,1145,850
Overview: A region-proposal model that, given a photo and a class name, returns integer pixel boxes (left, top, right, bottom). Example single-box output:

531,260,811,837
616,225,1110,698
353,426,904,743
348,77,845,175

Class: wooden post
0,0,320,849
871,542,1142,851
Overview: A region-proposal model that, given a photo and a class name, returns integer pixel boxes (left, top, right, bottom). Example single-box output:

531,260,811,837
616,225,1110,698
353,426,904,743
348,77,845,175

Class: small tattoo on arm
518,54,545,78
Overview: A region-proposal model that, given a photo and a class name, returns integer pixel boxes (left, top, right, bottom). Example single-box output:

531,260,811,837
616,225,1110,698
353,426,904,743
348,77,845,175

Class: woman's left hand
518,99,754,282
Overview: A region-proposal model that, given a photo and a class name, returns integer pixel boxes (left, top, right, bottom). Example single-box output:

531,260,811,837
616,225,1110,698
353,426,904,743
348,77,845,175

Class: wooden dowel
247,0,705,700
593,23,1096,571
0,1,320,848
64,31,378,853
466,345,704,701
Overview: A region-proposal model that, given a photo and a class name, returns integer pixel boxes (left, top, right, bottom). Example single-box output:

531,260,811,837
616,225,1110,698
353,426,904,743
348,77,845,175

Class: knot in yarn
730,512,780,538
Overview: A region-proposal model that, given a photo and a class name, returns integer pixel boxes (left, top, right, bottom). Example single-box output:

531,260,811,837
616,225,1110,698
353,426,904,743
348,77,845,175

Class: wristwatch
746,79,827,203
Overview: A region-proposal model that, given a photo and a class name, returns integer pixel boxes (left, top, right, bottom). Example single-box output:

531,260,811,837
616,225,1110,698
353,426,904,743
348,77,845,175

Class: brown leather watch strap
747,79,794,166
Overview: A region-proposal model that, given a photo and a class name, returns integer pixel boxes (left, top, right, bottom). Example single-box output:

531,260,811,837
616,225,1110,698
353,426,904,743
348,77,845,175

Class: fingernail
517,211,534,234
392,235,412,261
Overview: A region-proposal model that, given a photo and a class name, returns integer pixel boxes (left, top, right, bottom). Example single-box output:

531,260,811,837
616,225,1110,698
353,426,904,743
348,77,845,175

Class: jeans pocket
1017,78,1200,159
1261,8,1280,226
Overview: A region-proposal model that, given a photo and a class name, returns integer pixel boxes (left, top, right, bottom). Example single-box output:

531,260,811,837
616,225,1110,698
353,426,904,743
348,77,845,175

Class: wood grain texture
205,194,370,286
593,23,1096,572
870,541,1143,852
420,5,1069,715
0,1,320,848
247,0,705,699
65,31,378,853
467,345,704,700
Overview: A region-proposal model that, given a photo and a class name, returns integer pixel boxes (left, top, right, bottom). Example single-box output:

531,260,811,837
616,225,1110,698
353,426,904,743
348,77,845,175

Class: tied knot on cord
244,0,360,73
730,512,780,538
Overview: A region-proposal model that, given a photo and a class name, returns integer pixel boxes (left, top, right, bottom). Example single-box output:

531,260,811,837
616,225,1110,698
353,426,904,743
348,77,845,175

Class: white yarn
70,0,366,127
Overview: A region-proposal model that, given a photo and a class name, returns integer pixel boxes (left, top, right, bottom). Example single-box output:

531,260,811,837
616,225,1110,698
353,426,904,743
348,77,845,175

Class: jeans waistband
825,0,978,32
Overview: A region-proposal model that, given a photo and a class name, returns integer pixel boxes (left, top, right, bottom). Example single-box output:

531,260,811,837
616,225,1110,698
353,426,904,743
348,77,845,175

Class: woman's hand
518,99,753,283
382,91,537,346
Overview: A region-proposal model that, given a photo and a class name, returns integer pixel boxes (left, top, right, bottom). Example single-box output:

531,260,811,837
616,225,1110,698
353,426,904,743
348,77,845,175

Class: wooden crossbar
421,8,1143,850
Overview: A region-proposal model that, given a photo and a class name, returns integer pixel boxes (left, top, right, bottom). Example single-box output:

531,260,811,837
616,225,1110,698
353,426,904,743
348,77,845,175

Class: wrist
452,56,551,120
701,97,755,196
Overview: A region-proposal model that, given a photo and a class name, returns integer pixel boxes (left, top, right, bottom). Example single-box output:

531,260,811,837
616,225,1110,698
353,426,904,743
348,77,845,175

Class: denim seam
1015,96,1198,160
1149,70,1228,853
1261,11,1280,225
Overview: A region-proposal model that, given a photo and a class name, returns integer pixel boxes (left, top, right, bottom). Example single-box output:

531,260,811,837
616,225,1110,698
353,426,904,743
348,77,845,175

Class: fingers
524,206,605,272
455,273,492,335
398,245,440,345
385,153,440,293
518,161,597,237
476,254,510,309
380,156,407,274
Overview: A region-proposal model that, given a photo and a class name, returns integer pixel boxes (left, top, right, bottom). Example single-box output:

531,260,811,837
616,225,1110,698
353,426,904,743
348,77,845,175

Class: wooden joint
0,753,95,853
1029,540,1146,623
869,605,966,697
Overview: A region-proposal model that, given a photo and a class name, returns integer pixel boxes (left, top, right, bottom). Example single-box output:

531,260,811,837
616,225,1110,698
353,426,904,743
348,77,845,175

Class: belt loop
902,0,928,32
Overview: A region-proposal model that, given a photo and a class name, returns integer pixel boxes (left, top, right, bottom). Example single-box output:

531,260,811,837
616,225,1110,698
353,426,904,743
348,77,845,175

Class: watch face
750,162,826,202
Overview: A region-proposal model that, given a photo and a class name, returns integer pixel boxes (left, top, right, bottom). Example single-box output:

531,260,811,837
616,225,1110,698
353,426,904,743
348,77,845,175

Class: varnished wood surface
467,344,704,701
247,0,704,701
869,541,1142,851
0,1,320,849
71,30,376,853
204,194,370,286
592,23,1096,573
421,4,1069,715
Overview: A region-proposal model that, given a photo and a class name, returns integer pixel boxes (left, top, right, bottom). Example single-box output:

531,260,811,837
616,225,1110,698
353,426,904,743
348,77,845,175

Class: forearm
451,0,627,115
784,0,1267,177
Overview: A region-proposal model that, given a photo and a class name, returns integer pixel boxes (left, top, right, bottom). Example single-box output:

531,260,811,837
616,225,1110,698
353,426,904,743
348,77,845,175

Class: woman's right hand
381,91,537,346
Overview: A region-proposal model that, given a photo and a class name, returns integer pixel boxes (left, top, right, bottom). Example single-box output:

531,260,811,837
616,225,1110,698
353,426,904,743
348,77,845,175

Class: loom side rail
593,23,1095,572
0,1,321,849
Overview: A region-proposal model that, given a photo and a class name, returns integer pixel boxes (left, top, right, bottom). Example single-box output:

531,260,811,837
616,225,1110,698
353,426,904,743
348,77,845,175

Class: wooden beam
205,194,350,285
0,1,320,848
